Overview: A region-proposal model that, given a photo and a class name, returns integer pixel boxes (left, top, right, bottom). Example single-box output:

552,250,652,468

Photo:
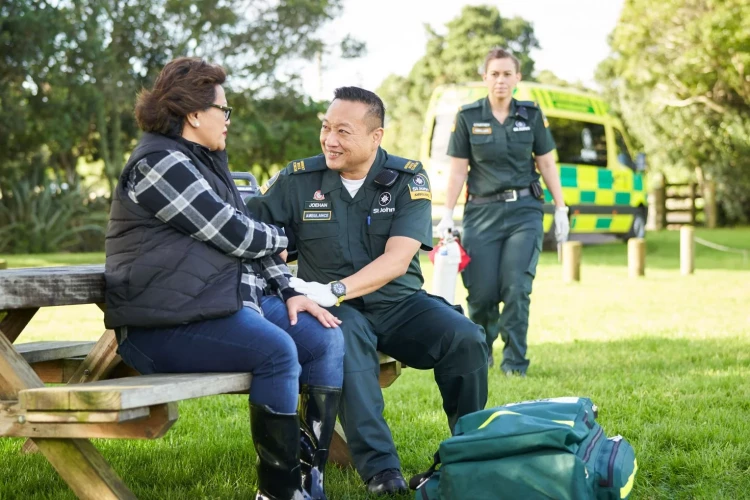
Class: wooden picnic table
0,265,402,499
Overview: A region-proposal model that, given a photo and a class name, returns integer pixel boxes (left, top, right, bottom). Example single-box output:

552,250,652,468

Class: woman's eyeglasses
208,104,232,121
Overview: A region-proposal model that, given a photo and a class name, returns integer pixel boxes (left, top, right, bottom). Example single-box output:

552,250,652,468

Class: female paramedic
436,47,569,376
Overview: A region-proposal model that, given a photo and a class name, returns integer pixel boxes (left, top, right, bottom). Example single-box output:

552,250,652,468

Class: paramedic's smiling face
483,57,521,100
320,99,383,179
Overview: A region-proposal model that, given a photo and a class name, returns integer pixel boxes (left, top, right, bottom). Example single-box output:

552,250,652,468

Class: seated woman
104,57,343,500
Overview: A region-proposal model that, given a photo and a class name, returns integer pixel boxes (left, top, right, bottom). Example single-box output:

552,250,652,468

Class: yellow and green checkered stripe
542,165,647,234
528,89,610,117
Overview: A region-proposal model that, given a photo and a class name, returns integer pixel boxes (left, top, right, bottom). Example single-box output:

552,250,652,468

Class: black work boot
250,403,311,500
366,468,409,495
299,385,342,500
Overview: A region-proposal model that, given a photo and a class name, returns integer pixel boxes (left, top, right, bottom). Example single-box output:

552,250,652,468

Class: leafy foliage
377,5,539,159
0,167,107,253
0,0,363,253
227,86,328,183
0,0,354,196
597,0,750,223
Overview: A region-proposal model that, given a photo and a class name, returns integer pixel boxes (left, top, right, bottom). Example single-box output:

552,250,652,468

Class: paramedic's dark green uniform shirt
447,97,555,196
246,148,433,307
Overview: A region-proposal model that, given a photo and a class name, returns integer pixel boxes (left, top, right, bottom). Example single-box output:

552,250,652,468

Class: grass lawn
1,228,749,499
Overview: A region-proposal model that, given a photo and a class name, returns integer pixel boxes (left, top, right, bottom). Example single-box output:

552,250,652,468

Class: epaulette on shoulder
516,100,539,109
384,155,422,175
286,154,327,175
459,99,483,112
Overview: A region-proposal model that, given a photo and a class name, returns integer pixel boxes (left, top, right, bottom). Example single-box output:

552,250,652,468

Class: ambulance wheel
623,207,647,241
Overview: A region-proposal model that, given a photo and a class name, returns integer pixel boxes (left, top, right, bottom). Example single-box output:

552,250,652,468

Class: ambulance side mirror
231,171,260,200
635,153,647,172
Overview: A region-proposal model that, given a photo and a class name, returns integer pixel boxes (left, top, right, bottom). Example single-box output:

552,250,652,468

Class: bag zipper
599,436,622,487
583,409,594,429
582,426,603,462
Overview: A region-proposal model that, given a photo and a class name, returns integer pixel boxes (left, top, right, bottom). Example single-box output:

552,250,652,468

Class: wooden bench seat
17,341,96,363
16,340,98,384
19,372,254,411
1,265,405,497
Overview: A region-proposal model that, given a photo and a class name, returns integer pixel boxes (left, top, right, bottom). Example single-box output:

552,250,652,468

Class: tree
0,0,356,196
535,70,592,93
597,0,750,223
227,86,328,183
377,5,539,159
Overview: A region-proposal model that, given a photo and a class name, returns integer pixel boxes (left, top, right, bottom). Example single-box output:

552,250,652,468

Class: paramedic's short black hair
333,86,385,131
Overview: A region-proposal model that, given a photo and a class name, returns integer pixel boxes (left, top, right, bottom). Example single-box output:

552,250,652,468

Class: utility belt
467,181,543,205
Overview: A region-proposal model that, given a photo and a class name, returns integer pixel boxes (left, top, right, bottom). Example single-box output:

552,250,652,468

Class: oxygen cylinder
432,231,462,304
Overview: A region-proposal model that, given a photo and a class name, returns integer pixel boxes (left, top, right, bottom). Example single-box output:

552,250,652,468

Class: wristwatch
330,281,347,306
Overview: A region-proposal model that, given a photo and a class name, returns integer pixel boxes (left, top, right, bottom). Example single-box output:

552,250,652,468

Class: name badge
302,211,332,222
304,201,331,210
472,126,492,135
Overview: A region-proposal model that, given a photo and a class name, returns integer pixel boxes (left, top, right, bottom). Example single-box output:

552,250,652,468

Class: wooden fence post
562,241,582,283
652,173,666,230
689,182,697,226
680,226,695,275
628,238,646,277
703,180,717,229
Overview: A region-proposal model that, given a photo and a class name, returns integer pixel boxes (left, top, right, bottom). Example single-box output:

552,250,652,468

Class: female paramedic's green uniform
447,97,555,375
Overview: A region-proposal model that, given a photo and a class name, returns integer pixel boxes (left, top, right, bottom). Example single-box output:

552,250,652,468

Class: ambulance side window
430,113,454,163
547,118,607,167
613,128,635,169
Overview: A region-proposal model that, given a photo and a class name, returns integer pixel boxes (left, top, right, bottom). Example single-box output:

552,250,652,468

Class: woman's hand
285,295,342,328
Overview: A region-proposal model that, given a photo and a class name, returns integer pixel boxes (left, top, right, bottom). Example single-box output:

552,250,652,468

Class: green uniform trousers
460,196,543,374
333,290,488,482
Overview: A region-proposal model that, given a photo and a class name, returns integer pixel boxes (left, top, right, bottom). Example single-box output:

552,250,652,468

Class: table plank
1,402,177,439
17,341,96,364
25,407,151,424
0,265,104,310
0,308,38,344
20,373,254,411
0,315,136,498
0,320,45,395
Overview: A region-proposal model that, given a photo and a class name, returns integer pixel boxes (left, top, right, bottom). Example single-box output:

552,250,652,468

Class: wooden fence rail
652,174,716,229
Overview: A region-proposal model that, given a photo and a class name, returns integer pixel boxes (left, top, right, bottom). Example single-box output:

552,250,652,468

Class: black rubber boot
299,385,342,500
250,403,311,500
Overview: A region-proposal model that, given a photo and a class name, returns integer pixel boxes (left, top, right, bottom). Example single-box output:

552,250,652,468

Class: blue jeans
117,295,344,413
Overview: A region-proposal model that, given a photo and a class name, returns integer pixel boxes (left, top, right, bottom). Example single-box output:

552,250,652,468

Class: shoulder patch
384,155,423,175
259,171,280,195
459,99,483,112
287,154,328,175
516,100,538,109
408,172,432,201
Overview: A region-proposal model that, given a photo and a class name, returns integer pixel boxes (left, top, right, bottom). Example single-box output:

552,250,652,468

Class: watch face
331,281,346,297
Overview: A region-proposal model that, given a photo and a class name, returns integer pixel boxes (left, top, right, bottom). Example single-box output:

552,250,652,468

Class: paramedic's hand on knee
290,277,338,307
436,207,455,238
554,206,570,243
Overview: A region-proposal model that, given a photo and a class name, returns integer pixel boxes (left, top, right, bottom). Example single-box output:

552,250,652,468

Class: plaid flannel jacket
125,148,297,315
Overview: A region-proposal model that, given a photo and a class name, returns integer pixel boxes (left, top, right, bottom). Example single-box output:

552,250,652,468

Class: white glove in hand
289,277,338,307
554,206,570,243
435,207,455,238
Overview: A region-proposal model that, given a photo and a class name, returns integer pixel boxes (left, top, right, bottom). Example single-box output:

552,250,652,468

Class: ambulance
421,82,647,247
